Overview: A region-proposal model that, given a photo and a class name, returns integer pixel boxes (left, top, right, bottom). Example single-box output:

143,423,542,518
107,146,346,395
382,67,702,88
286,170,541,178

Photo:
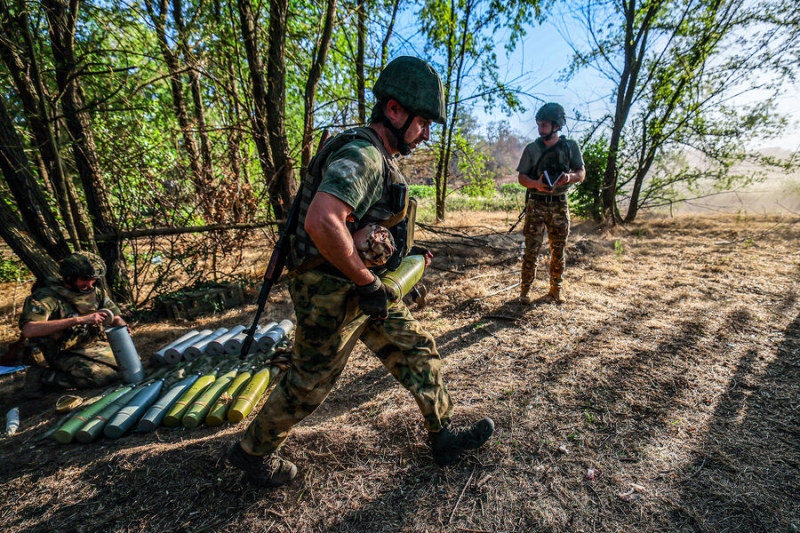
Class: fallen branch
96,220,279,241
449,466,475,524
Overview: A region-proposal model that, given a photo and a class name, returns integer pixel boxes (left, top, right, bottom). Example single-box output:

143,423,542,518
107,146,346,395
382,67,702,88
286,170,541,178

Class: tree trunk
301,0,338,176
0,0,82,247
0,96,71,260
145,0,211,220
601,0,660,226
381,0,401,68
0,198,60,282
173,0,218,220
356,0,366,125
237,0,278,218
265,0,296,221
43,0,132,303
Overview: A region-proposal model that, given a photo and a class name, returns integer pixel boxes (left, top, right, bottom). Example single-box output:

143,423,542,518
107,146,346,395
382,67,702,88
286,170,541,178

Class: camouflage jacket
19,278,121,358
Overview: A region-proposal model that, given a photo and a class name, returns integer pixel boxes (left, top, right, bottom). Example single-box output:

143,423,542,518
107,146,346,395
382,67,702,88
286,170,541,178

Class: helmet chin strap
382,113,416,156
541,122,559,142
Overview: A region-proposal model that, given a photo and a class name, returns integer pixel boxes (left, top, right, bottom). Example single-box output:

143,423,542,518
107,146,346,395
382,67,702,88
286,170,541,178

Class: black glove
356,275,398,320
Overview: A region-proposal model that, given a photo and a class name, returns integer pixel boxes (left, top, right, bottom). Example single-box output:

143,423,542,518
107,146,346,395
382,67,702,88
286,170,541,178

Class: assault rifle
239,130,330,359
508,206,526,233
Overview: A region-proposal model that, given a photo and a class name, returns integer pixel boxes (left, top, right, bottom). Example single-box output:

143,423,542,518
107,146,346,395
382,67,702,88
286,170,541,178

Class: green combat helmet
59,252,107,279
373,56,446,125
535,103,567,128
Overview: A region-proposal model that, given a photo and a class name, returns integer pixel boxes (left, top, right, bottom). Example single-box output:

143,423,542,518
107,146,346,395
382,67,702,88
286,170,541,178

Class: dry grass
1,212,798,533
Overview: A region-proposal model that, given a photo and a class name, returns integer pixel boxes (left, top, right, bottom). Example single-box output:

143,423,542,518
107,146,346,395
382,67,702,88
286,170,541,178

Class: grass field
0,211,798,532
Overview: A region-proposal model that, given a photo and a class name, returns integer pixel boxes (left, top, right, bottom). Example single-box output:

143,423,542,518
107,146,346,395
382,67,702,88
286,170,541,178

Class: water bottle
5,407,19,436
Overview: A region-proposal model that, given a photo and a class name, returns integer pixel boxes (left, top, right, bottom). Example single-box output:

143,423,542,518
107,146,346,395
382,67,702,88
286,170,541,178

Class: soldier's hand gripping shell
356,275,399,320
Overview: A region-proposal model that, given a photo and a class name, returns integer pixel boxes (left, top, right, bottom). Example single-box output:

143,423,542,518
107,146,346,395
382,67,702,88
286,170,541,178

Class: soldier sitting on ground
19,252,131,397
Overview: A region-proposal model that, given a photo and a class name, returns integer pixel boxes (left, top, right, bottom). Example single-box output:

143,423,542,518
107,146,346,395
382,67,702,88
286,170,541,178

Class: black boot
21,367,45,399
429,417,495,467
226,443,297,488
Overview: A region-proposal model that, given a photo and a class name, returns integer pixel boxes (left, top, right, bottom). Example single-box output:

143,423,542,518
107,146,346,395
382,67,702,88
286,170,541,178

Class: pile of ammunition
51,320,294,444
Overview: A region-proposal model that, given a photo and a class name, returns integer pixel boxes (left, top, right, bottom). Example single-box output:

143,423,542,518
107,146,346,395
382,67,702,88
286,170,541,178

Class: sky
395,8,800,154
487,21,800,153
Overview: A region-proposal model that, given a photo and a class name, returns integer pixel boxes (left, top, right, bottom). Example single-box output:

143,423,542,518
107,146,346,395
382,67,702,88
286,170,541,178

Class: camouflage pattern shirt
318,139,400,219
19,279,121,358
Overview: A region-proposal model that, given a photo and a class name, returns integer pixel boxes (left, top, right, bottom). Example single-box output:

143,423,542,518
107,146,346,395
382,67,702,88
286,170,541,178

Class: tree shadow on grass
670,309,800,532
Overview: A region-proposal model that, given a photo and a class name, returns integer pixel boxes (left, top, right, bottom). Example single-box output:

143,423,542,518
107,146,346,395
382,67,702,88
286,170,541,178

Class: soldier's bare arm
304,191,374,286
21,312,108,338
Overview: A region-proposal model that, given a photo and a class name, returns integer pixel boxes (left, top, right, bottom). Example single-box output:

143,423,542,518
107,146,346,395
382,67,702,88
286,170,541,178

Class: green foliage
500,183,526,196
0,257,31,283
414,191,523,223
409,185,436,199
453,132,497,198
570,137,608,221
563,0,799,222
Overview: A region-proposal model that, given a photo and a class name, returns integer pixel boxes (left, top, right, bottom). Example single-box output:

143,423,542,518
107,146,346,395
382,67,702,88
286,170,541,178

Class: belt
527,192,566,203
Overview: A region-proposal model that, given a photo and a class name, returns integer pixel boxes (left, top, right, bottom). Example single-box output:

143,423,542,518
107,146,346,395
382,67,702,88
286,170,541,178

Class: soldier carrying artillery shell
226,57,495,488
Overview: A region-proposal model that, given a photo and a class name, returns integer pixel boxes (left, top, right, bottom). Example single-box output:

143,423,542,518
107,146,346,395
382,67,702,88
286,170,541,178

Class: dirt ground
0,211,798,533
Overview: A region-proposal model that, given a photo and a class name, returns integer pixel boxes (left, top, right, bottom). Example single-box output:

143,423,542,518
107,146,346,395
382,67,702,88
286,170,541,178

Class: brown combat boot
227,443,298,488
547,283,565,304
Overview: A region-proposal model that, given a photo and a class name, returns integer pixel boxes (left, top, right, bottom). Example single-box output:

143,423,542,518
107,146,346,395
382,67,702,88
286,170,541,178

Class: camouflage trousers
521,198,571,290
241,269,454,456
23,342,118,389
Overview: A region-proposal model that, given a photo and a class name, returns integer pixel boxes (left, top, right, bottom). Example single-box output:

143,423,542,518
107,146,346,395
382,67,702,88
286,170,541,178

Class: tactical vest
23,280,109,359
288,127,410,273
534,137,572,182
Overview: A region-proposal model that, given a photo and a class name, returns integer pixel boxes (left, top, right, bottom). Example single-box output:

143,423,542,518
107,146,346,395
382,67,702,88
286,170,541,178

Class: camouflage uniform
19,278,120,389
516,136,584,296
240,135,454,456
241,270,453,455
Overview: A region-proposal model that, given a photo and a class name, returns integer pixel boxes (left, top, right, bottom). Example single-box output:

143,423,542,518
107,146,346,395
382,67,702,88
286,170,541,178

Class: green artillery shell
380,254,425,300
162,370,218,427
227,367,277,422
181,369,237,428
75,386,142,443
54,386,133,444
137,373,201,432
104,379,165,439
205,369,252,426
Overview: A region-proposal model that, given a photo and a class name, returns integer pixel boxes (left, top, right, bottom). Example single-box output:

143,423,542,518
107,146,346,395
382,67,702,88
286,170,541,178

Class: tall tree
265,0,296,220
0,96,71,263
420,0,544,222
562,0,799,223
43,0,132,300
300,0,338,175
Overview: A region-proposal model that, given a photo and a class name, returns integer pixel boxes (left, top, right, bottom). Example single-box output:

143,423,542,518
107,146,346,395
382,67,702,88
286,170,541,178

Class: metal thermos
105,325,145,384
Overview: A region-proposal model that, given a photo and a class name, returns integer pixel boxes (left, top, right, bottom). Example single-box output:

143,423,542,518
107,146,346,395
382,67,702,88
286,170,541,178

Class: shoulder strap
534,138,568,177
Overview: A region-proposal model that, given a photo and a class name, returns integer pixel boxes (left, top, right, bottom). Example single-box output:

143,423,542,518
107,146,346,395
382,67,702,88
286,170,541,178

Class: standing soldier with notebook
516,102,586,304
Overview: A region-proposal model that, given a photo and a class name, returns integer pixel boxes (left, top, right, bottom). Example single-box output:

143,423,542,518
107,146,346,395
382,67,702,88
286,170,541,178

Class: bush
0,257,32,283
500,182,526,196
409,184,435,199
571,137,608,221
